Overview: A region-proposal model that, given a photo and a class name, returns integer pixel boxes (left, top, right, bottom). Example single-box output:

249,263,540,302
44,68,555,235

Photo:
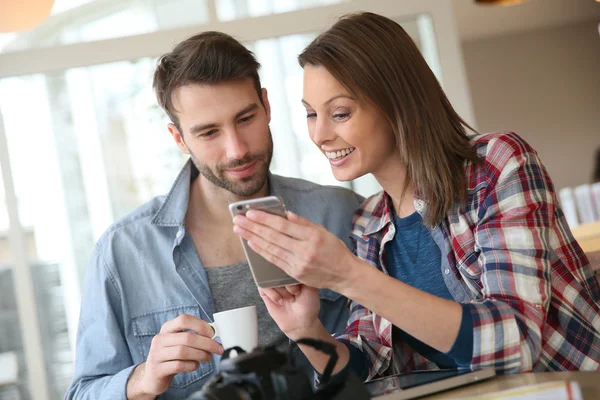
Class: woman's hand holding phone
237,212,356,375
232,209,359,293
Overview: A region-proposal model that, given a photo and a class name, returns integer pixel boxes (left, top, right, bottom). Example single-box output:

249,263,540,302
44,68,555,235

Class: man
65,32,363,400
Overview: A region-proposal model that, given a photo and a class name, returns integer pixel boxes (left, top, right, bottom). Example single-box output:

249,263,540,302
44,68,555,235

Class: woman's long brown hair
299,12,480,226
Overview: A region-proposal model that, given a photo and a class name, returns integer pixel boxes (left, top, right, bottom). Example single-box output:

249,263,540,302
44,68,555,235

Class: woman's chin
331,169,361,183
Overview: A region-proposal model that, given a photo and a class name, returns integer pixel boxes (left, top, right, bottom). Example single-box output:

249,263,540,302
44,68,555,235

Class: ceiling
452,0,600,41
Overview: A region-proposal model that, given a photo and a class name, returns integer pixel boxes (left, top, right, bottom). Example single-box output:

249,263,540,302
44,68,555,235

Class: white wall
462,21,600,192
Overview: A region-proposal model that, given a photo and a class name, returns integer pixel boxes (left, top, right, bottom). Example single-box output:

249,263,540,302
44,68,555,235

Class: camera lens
237,205,243,211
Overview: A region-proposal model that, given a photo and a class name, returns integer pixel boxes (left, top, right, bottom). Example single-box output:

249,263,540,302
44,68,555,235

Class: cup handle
208,322,218,340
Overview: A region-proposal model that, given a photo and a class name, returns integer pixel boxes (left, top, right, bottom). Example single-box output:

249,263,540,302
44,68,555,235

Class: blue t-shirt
385,211,453,299
386,211,470,370
340,211,473,381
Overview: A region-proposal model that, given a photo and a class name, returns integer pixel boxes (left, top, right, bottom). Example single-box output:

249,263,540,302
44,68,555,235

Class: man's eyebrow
189,121,217,135
235,103,259,119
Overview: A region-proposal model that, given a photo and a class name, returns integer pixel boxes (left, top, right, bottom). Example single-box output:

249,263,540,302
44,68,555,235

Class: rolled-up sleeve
333,300,392,380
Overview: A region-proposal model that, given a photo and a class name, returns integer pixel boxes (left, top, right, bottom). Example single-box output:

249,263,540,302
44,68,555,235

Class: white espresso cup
209,305,258,353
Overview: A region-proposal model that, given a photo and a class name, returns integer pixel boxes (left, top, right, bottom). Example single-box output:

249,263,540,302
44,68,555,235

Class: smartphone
229,196,299,288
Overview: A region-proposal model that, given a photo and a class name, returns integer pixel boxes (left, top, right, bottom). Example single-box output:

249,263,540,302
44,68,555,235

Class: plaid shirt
335,132,600,379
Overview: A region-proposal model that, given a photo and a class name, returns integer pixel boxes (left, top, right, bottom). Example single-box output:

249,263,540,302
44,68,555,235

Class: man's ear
168,123,190,154
261,88,271,124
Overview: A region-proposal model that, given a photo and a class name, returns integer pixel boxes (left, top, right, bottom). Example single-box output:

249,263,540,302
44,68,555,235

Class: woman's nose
311,118,334,147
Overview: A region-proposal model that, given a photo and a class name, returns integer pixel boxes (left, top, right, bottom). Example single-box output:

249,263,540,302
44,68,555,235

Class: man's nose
225,130,250,160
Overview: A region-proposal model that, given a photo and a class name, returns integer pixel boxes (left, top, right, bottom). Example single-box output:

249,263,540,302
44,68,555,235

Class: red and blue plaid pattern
335,132,600,379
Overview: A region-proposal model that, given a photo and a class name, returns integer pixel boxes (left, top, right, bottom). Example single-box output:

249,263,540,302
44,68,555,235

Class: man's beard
189,134,273,197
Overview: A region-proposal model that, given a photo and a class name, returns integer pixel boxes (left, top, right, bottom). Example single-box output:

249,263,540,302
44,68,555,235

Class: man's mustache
218,152,267,171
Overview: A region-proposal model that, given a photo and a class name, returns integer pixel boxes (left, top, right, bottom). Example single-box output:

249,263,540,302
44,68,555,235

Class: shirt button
535,304,542,309
444,268,450,275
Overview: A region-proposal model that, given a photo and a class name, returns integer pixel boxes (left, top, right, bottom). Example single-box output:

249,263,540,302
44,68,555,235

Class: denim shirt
65,160,363,400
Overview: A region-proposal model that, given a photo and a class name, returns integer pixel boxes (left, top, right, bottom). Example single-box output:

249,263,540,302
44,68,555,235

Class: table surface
377,372,600,400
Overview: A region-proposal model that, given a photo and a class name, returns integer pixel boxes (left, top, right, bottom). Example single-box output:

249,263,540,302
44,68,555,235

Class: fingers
155,331,224,355
154,344,214,363
272,286,294,302
236,211,329,252
259,286,296,305
286,284,301,295
145,331,222,385
285,211,312,227
242,210,313,241
141,315,223,394
259,288,282,306
155,360,200,377
233,217,298,252
160,314,214,337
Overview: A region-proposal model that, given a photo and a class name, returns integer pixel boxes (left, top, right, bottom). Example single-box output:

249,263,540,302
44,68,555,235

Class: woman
232,12,600,380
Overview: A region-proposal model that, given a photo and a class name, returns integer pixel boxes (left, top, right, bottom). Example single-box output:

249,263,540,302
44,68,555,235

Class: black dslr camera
187,338,371,400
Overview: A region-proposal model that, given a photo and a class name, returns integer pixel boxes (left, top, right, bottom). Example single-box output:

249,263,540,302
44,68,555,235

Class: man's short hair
153,31,262,131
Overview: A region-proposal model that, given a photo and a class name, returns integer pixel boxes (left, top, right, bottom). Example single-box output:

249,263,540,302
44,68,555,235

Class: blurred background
0,0,598,399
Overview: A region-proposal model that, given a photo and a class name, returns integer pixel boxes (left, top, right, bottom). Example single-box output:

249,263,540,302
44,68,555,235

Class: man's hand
261,285,350,376
126,314,224,399
259,284,322,341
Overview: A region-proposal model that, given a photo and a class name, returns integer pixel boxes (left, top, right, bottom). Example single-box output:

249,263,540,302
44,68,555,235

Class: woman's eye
333,113,350,120
306,112,317,119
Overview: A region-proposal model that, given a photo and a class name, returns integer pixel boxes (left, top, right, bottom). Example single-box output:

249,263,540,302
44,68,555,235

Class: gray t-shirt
205,261,286,349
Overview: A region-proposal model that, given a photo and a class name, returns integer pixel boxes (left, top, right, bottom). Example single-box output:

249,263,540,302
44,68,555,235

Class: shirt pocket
132,305,214,389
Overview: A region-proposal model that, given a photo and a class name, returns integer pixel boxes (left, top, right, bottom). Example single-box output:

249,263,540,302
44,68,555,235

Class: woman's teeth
326,147,355,160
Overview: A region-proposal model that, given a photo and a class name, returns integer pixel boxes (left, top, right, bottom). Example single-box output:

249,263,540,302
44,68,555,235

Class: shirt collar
363,192,393,236
362,192,428,236
151,159,196,227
